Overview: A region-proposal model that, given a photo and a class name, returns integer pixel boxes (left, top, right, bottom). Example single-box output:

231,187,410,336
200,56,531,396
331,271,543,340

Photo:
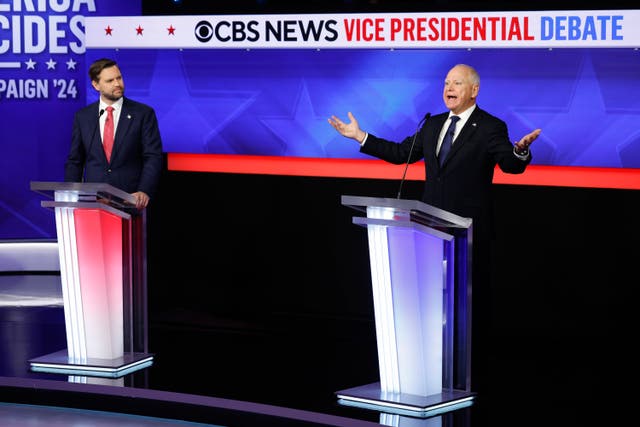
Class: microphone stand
397,113,430,199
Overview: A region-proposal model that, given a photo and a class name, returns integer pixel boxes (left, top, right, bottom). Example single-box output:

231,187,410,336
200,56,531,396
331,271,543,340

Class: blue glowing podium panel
339,195,474,415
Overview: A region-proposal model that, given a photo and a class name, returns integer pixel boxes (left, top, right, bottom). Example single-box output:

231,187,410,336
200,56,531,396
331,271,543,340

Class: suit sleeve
487,118,531,174
136,107,163,197
360,131,425,165
64,111,86,182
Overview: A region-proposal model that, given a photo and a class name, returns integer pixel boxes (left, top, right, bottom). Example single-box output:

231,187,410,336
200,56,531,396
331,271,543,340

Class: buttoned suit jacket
361,106,531,242
64,97,163,197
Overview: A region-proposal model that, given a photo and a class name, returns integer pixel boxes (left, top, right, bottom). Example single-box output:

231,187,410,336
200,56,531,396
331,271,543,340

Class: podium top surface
30,181,136,210
341,195,472,230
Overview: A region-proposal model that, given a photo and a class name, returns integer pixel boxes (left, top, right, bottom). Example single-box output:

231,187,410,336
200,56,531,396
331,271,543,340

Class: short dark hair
89,58,118,82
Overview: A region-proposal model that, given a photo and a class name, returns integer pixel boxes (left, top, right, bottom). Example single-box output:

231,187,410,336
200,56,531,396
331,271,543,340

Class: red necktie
103,106,114,162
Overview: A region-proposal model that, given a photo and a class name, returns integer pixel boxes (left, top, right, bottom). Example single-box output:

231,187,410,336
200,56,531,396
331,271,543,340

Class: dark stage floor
0,272,629,427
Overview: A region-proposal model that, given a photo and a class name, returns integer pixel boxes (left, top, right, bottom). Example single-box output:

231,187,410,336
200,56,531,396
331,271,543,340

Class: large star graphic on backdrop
510,53,640,168
364,78,428,128
258,78,433,158
259,81,332,157
134,52,259,154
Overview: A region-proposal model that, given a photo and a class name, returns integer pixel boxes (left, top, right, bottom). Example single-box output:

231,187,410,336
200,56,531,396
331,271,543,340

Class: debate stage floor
0,273,626,427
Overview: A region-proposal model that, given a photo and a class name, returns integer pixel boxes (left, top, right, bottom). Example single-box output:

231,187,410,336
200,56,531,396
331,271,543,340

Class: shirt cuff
359,132,369,147
513,146,530,160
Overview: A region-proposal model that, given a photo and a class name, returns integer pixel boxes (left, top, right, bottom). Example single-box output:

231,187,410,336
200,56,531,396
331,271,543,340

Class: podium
28,181,154,378
336,195,475,416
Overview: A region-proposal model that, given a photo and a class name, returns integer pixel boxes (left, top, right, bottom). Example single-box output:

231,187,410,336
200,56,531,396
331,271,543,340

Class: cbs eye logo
194,20,213,42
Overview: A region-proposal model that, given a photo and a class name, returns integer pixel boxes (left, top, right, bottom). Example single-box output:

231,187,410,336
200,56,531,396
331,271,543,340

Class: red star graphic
167,25,176,35
105,26,113,36
136,25,144,36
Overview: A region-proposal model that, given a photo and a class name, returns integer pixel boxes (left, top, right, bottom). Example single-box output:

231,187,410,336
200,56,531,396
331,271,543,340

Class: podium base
336,382,475,417
29,349,154,378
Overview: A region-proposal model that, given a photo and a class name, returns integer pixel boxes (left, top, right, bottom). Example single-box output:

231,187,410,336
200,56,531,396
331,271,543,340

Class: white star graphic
24,58,36,70
45,58,56,70
66,58,77,70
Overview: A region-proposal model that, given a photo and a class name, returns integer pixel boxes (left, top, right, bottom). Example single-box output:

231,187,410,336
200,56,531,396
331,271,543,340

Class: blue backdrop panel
87,47,640,170
2,8,639,239
0,2,140,239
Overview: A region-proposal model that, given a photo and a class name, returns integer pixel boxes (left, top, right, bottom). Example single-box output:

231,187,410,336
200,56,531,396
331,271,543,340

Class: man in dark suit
64,58,163,210
328,63,541,393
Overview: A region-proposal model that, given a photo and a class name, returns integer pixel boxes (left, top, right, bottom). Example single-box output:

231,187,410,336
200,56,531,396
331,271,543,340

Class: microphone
83,108,105,181
396,112,430,199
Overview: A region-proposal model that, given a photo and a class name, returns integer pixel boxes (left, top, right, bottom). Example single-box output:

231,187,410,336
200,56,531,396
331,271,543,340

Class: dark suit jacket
361,106,530,242
64,97,163,197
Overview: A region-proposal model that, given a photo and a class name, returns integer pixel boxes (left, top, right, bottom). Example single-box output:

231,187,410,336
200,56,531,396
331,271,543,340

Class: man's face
92,65,124,103
443,65,478,115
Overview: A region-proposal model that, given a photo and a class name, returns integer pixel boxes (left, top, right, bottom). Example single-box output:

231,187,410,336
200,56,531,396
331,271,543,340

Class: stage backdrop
0,0,140,239
83,10,640,188
2,7,640,239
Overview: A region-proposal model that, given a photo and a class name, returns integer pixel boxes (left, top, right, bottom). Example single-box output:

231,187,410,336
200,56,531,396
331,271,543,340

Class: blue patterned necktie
438,115,460,166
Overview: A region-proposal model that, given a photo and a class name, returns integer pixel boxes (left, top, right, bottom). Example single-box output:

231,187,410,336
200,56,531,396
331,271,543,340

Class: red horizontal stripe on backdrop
167,153,640,190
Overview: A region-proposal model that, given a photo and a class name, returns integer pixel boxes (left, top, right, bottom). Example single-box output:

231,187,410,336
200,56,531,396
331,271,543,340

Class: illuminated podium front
29,181,153,378
337,195,475,417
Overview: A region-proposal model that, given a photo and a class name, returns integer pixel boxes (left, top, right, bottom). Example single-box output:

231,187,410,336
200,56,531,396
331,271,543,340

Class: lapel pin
127,114,131,119
472,122,477,127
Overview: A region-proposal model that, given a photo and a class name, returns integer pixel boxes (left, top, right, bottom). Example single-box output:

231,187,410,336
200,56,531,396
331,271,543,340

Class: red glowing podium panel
29,181,153,377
